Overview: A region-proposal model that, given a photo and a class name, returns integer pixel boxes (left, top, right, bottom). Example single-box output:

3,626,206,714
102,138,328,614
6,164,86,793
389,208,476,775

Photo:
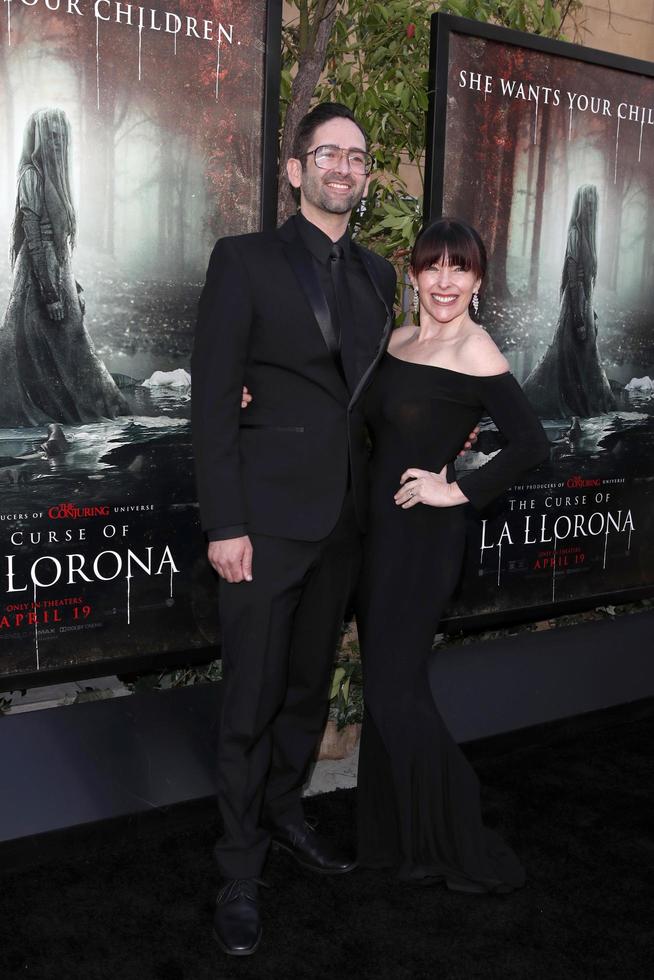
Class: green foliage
286,0,580,275
313,0,432,266
442,0,566,34
329,659,363,730
127,658,223,694
328,623,363,730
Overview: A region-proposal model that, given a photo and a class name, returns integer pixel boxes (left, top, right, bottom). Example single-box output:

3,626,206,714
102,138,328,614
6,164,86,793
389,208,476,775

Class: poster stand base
2,612,653,848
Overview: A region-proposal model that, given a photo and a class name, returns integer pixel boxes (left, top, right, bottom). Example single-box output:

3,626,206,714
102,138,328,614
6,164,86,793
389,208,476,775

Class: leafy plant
124,658,223,694
328,621,363,729
281,0,582,284
329,659,363,730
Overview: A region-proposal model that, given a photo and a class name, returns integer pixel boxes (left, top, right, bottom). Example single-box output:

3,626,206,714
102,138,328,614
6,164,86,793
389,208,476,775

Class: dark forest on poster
0,0,281,687
426,15,654,628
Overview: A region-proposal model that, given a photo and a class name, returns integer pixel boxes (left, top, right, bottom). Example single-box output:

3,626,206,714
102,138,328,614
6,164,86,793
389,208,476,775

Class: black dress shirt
295,212,385,375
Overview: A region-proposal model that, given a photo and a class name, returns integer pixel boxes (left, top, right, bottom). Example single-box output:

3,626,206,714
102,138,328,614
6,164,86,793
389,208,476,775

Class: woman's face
411,257,481,325
46,123,64,160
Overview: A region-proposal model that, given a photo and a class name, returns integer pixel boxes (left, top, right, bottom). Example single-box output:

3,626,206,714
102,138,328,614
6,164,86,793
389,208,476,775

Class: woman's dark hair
410,218,487,281
292,102,369,163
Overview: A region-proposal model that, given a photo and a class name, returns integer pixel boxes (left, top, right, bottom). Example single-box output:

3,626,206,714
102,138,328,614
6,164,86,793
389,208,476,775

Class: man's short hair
292,103,369,165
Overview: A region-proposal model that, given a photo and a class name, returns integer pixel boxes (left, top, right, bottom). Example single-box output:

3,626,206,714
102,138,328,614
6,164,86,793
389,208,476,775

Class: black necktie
329,243,358,392
329,243,345,349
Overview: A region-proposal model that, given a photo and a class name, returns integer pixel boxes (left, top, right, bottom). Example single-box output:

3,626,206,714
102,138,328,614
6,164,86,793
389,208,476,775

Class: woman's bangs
411,220,486,280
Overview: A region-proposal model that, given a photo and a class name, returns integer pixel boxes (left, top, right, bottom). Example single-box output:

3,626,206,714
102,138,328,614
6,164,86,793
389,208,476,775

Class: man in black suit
192,102,396,955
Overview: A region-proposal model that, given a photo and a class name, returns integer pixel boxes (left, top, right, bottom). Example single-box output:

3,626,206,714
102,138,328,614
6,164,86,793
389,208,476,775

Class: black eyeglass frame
300,144,375,175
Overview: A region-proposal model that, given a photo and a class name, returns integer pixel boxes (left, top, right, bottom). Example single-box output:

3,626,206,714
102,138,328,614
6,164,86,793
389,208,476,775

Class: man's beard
303,169,366,216
317,185,364,214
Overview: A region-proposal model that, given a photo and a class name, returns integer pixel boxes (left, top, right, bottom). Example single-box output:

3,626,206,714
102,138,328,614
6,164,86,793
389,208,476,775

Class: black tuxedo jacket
191,215,396,542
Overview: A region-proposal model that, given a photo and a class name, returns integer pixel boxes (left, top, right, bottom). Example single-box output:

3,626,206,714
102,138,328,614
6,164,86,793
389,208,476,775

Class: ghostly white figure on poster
0,107,129,426
524,184,616,419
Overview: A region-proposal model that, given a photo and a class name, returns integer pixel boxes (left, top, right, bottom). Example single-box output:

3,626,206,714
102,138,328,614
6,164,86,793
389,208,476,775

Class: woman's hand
241,385,252,408
46,300,64,321
394,466,468,509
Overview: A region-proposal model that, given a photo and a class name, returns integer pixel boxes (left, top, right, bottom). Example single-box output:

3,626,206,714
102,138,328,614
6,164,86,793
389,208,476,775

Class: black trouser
214,493,361,879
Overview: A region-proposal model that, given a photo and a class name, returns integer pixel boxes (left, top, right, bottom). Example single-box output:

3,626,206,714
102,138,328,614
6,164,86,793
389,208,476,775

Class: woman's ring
409,489,415,498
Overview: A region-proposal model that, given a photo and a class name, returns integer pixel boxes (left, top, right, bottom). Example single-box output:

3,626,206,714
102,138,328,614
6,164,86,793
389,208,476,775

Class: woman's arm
18,170,62,318
456,373,550,511
395,374,549,512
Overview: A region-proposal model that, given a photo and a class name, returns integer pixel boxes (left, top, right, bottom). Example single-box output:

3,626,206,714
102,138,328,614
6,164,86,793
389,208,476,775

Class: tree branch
277,0,342,223
556,0,575,37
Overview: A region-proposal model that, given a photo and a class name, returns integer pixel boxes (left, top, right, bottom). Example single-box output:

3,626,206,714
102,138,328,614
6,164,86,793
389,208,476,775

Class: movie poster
427,17,654,626
0,0,276,683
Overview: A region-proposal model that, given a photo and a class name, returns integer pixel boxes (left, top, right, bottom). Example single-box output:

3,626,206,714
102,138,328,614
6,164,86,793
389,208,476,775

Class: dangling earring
472,292,479,316
412,287,419,316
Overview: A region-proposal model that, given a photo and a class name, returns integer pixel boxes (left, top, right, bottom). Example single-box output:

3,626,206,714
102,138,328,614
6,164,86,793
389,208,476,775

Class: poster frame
0,0,282,692
425,13,654,632
425,12,654,223
260,0,283,231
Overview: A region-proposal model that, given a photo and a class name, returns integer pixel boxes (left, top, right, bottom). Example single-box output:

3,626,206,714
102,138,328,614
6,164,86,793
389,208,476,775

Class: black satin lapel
283,239,339,355
355,245,393,323
348,245,394,408
348,321,392,408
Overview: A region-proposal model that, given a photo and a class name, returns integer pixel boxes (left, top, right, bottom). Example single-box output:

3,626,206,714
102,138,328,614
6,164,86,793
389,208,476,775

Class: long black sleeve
457,373,550,511
206,524,248,542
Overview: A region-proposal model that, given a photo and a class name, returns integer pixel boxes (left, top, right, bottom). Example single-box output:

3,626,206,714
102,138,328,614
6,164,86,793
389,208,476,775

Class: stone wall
577,1,654,61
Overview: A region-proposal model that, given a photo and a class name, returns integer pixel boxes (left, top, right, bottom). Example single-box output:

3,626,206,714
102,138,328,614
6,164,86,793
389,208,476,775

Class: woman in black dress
356,218,550,892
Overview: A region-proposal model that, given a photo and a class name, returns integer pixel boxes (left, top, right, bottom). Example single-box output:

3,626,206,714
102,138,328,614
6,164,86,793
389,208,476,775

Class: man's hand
208,536,253,583
458,425,480,457
241,386,252,408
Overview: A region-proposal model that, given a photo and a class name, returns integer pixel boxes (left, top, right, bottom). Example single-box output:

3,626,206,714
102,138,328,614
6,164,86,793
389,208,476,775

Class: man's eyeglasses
301,144,374,175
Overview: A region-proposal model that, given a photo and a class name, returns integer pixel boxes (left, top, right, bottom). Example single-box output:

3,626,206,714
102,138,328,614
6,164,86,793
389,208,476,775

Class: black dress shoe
270,821,356,874
213,878,264,956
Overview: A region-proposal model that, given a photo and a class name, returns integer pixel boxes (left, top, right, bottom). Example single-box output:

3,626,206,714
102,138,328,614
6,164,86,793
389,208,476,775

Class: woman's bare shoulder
388,324,415,352
457,325,510,376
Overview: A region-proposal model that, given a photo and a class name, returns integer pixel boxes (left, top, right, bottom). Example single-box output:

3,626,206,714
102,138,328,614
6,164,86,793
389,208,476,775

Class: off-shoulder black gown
356,352,550,892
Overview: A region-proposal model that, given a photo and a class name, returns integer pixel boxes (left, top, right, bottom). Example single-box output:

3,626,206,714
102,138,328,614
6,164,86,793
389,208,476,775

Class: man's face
288,118,370,218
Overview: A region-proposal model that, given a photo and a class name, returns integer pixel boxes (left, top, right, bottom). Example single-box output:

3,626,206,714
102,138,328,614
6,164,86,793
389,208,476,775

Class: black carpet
2,702,652,980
